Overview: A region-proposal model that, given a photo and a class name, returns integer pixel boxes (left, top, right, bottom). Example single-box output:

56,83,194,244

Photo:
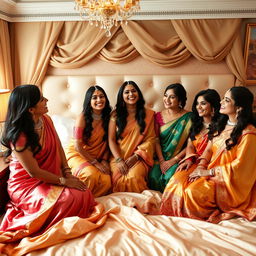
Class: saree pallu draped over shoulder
161,125,256,223
110,109,156,193
149,112,192,192
66,119,111,197
0,115,110,256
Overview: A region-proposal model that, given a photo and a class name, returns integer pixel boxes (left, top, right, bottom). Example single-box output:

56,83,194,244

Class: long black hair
190,89,221,140
82,85,111,142
212,86,255,150
116,81,146,140
164,83,187,109
1,85,42,157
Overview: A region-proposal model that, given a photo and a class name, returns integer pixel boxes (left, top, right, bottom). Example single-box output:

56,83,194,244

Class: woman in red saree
161,86,256,223
0,85,98,254
66,86,112,197
160,89,221,215
108,81,155,192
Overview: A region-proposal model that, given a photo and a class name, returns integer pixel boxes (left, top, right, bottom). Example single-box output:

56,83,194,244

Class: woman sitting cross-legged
108,81,156,193
161,86,256,224
160,89,221,216
66,86,112,197
0,85,96,253
148,83,192,192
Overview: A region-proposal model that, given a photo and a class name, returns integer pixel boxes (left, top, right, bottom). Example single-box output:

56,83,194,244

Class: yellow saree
161,125,256,223
66,119,111,197
110,109,156,192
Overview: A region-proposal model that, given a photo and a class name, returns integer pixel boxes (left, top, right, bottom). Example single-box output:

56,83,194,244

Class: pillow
51,115,75,149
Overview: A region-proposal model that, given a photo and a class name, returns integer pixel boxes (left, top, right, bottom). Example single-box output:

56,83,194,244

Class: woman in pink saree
0,85,97,254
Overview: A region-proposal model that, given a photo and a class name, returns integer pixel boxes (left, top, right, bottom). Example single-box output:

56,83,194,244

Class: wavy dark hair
212,86,255,150
164,83,187,109
1,84,42,157
190,89,221,140
116,81,146,140
82,85,111,142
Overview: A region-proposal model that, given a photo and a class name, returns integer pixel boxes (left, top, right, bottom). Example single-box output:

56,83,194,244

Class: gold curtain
8,19,245,86
10,21,64,86
50,22,120,68
171,19,245,85
0,19,13,90
121,20,191,67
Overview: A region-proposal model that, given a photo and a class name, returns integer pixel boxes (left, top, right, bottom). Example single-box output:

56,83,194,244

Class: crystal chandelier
74,0,140,37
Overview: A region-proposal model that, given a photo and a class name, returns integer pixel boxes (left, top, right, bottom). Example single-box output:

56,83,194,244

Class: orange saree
161,125,256,223
110,109,156,193
0,115,108,256
66,119,111,197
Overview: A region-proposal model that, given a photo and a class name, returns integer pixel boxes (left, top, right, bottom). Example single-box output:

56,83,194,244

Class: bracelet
134,154,139,161
197,164,207,169
62,166,71,172
115,157,123,163
91,159,98,165
198,157,210,163
209,168,215,176
174,156,180,163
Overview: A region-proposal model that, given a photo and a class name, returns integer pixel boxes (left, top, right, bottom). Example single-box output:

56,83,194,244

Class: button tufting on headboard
42,74,235,119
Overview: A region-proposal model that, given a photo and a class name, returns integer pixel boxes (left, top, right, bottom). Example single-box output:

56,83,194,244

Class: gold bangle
174,156,180,163
91,159,98,165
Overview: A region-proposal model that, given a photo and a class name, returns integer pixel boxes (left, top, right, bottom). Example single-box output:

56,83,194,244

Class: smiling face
196,95,212,118
163,89,179,109
90,89,106,113
220,90,236,116
30,93,48,118
122,84,139,106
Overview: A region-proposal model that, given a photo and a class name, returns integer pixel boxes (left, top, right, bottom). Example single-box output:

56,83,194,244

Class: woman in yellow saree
0,85,99,255
148,83,192,192
108,81,156,193
160,89,221,215
66,86,112,197
161,86,256,223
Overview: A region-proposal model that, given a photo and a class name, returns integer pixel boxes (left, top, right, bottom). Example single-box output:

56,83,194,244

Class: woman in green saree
148,83,192,192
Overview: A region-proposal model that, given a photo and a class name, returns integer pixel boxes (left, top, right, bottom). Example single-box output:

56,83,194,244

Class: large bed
1,73,256,256
33,74,256,256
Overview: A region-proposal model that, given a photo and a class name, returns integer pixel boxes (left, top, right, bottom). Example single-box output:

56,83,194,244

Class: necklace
92,112,102,120
34,117,43,130
203,122,210,129
227,120,237,126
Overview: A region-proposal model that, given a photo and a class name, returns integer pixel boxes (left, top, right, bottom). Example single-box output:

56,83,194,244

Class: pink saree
0,115,102,255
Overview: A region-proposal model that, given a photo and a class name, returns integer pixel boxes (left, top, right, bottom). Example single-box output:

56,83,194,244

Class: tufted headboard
42,74,235,119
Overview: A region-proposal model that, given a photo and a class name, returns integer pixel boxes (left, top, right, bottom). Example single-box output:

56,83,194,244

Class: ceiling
1,0,256,22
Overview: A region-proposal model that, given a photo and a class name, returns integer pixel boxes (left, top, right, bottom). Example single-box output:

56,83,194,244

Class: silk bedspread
4,190,253,256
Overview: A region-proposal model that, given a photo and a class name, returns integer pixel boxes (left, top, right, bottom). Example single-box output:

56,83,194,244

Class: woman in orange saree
109,81,156,193
160,89,221,215
0,85,98,255
66,86,112,197
161,86,256,223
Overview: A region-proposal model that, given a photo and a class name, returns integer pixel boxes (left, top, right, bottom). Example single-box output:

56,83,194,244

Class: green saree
148,111,192,192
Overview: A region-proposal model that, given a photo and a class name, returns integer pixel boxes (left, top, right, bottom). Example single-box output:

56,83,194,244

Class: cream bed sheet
26,190,256,256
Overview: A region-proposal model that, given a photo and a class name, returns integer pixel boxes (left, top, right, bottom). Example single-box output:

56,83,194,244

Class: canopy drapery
0,19,245,89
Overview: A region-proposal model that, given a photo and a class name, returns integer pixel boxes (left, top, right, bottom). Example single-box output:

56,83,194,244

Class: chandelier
74,0,140,37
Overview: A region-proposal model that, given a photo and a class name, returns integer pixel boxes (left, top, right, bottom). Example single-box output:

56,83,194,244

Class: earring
211,109,214,117
235,109,241,119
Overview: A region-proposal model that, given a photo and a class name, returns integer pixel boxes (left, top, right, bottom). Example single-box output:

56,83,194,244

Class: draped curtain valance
0,19,245,89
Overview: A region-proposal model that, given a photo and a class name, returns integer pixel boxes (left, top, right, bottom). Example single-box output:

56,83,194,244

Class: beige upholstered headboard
42,74,235,119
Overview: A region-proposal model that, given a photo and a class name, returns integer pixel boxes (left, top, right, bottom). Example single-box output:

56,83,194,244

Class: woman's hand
125,154,139,169
188,167,211,182
160,158,177,174
96,160,111,175
176,160,193,172
64,176,87,191
117,160,129,176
